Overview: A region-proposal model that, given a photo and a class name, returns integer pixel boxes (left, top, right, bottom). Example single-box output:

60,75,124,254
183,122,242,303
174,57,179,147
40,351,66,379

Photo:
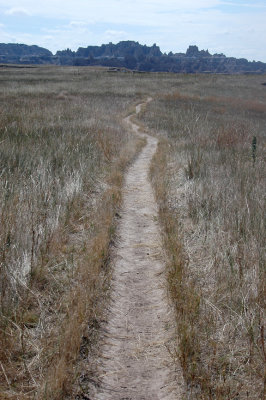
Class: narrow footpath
90,100,184,400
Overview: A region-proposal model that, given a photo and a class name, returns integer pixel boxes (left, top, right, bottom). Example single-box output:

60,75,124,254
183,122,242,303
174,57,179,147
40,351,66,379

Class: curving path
89,99,184,400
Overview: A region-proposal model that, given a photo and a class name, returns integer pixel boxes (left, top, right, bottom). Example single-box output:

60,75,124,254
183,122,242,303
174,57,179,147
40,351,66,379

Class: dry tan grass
0,66,148,399
141,74,266,399
1,67,265,399
2,66,201,398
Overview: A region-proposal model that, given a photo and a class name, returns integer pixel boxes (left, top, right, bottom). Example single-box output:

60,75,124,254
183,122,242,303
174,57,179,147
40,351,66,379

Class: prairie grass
1,67,265,399
141,74,266,399
0,66,151,399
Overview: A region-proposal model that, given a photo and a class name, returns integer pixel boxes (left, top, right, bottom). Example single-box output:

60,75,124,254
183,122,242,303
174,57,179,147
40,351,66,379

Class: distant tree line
1,41,266,73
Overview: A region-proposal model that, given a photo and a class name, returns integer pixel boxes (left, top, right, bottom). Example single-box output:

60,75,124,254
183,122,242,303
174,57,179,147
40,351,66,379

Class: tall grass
141,77,266,399
0,66,149,398
1,67,265,398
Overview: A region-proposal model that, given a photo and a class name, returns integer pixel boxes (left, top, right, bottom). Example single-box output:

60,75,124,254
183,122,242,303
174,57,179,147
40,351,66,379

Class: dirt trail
90,100,184,399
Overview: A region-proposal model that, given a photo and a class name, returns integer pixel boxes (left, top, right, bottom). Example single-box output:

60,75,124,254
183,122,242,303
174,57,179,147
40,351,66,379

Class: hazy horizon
1,0,266,62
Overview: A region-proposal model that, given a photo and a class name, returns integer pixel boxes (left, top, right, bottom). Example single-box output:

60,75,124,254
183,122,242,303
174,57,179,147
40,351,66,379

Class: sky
0,0,266,62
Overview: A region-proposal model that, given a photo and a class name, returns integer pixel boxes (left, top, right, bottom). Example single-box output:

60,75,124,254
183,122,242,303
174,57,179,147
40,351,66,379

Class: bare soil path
90,100,184,399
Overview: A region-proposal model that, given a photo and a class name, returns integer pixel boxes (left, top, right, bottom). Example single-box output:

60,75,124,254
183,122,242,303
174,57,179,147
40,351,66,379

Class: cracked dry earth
89,100,184,400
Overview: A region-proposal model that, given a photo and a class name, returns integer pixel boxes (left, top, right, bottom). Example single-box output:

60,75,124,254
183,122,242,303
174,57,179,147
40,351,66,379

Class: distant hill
0,43,54,65
1,41,266,73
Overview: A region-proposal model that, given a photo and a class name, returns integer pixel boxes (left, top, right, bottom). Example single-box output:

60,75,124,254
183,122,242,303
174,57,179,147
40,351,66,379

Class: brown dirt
89,100,184,399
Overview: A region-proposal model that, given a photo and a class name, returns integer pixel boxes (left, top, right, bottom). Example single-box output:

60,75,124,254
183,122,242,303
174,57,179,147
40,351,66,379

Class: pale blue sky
0,0,266,61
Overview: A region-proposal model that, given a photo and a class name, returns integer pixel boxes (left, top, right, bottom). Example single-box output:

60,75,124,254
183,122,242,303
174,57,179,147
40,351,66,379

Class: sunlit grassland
140,74,266,399
0,67,265,399
0,66,180,399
